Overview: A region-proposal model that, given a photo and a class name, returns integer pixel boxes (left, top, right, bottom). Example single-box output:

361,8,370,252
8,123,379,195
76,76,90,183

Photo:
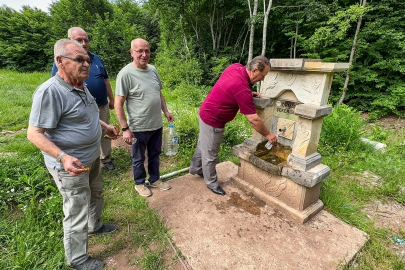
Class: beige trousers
48,158,104,266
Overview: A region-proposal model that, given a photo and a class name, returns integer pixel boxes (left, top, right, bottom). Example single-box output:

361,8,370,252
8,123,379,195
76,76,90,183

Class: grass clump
319,104,367,155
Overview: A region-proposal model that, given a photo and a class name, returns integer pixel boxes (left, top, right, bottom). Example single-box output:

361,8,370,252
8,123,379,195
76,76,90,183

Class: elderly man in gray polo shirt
27,39,118,270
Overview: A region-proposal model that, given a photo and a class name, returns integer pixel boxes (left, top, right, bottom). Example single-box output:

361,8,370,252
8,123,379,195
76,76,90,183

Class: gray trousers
48,158,104,266
190,116,224,189
99,104,112,164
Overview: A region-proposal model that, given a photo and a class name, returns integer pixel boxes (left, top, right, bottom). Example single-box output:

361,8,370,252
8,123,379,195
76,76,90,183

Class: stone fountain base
231,174,323,223
231,141,329,223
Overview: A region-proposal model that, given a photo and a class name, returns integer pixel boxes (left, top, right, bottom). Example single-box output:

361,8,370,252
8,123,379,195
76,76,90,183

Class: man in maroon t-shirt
189,55,277,195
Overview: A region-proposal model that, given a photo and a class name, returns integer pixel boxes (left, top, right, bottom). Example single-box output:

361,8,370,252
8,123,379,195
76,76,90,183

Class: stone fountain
231,59,350,223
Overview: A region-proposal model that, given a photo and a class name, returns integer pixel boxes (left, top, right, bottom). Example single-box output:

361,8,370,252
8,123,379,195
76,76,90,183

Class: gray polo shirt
115,63,163,132
29,74,102,170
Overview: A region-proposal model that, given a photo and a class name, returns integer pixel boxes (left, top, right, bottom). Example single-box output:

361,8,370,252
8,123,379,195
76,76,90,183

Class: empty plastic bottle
164,122,178,156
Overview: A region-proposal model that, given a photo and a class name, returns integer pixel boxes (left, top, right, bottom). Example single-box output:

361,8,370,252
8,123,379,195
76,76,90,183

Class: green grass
0,70,50,131
0,70,176,269
1,70,405,269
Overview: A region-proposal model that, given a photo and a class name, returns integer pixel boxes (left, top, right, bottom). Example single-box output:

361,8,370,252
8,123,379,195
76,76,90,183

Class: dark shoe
103,161,115,171
88,224,117,236
68,256,105,270
208,186,226,196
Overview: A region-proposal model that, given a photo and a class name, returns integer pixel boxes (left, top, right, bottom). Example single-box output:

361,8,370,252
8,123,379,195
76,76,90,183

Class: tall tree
261,0,273,56
247,0,258,63
337,0,367,105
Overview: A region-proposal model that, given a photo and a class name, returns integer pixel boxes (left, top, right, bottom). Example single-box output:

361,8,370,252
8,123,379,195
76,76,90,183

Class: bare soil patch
362,200,405,259
343,171,382,189
362,200,405,235
361,113,405,129
344,168,405,260
0,128,26,138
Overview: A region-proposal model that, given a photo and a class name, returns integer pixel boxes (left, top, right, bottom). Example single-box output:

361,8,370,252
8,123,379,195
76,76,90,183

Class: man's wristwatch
122,127,129,131
56,151,65,163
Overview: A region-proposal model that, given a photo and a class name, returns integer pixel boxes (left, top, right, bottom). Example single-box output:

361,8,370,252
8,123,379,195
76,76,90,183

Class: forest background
1,0,404,118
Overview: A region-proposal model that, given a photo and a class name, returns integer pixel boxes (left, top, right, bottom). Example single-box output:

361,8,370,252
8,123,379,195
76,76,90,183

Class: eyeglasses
73,38,89,43
131,49,151,54
60,55,92,65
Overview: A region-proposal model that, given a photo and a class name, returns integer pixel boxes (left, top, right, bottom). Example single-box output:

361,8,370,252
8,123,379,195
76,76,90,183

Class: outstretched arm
245,114,277,145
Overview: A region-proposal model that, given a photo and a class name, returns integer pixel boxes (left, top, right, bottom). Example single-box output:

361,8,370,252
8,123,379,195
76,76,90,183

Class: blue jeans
131,127,162,185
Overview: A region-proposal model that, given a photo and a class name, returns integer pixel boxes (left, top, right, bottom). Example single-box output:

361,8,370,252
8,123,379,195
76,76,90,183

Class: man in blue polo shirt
52,27,116,171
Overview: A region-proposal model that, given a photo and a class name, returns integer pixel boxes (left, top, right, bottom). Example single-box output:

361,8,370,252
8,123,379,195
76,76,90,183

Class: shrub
319,104,366,155
167,84,210,108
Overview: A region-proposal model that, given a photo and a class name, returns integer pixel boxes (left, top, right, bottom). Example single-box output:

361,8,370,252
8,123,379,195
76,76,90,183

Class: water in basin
254,142,292,165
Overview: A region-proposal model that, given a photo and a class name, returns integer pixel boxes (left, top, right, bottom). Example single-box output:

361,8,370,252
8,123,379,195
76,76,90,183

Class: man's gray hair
68,27,86,38
246,55,271,72
54,39,83,62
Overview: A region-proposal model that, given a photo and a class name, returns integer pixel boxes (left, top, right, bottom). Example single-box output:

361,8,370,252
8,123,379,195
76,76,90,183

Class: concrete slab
147,162,368,270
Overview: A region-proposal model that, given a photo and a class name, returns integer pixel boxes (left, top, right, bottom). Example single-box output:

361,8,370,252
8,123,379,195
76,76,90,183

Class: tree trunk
261,0,273,56
289,38,292,59
208,2,217,51
337,0,367,105
293,23,299,59
247,0,258,63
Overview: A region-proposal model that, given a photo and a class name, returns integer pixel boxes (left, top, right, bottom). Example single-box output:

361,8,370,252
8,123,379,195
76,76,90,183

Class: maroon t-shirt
200,63,257,128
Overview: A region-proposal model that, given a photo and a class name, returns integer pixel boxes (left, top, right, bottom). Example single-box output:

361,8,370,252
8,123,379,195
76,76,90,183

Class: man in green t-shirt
115,38,174,197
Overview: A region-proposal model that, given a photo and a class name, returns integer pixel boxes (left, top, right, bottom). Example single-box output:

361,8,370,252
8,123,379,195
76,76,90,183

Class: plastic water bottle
265,132,281,150
164,122,178,156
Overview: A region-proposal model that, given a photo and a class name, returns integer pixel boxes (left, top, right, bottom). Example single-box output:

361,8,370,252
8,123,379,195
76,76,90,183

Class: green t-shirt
116,63,163,132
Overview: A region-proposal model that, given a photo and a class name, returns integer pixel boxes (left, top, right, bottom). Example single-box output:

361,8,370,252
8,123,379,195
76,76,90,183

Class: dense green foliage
303,0,405,118
0,7,53,71
0,0,404,114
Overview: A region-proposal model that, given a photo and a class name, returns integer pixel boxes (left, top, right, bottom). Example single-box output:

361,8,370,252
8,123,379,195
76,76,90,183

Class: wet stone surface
215,192,266,216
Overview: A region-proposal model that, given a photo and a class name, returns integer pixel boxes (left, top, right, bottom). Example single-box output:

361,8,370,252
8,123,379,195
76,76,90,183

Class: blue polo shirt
52,52,109,107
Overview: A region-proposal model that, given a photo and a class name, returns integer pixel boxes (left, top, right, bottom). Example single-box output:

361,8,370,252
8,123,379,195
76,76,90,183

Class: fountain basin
231,140,329,223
